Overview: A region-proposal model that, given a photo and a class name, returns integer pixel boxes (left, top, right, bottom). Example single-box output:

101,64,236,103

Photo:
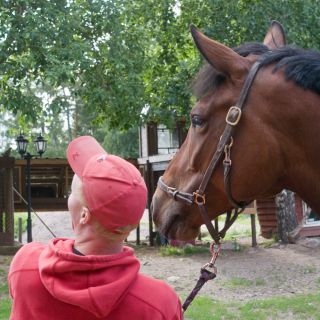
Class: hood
39,238,140,318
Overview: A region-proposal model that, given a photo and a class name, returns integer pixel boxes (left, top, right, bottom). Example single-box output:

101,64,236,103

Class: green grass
223,277,266,288
303,266,317,274
223,228,252,241
201,214,259,242
1,259,319,320
160,245,209,256
0,281,8,295
260,236,278,248
0,256,11,320
0,268,6,276
0,281,10,320
0,298,11,320
2,293,320,320
184,293,320,320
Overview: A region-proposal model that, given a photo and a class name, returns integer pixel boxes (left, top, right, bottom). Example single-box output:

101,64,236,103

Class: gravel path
22,210,150,244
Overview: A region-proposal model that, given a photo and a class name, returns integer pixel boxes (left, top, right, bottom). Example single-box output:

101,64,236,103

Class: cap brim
67,136,107,177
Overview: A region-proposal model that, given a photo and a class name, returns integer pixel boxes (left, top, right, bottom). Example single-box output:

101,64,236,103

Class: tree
1,0,320,157
275,190,298,243
97,126,139,159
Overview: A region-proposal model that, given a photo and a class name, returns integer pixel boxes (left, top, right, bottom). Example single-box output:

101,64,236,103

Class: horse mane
259,47,320,94
192,42,320,98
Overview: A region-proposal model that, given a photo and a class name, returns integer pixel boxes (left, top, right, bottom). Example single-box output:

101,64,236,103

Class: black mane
259,47,320,94
192,42,320,98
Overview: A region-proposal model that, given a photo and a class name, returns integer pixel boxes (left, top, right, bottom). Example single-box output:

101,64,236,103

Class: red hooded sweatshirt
8,238,182,320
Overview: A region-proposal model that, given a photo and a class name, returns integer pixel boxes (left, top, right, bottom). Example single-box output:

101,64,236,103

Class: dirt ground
7,211,320,303
135,238,320,301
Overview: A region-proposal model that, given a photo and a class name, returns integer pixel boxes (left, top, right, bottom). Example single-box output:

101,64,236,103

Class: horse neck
276,88,320,212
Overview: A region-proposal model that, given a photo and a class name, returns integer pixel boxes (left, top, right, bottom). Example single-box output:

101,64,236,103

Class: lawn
184,294,320,320
200,213,260,242
0,256,12,320
2,281,319,320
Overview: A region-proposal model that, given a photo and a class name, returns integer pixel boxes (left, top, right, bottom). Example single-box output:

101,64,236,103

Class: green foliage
1,0,320,149
98,126,140,158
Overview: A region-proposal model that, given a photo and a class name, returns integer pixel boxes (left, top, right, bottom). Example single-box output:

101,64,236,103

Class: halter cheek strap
157,61,262,244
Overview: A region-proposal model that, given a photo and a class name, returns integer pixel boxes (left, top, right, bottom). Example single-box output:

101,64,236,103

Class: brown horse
151,21,320,241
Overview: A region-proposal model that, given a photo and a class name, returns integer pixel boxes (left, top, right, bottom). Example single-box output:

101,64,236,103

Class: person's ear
79,207,91,225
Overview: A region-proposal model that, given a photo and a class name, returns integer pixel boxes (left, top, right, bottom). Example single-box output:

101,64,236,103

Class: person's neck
74,236,124,256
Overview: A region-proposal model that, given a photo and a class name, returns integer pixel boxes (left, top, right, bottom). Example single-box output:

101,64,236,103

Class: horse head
152,21,297,240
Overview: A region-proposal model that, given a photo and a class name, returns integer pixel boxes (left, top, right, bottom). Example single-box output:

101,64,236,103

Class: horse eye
191,115,204,128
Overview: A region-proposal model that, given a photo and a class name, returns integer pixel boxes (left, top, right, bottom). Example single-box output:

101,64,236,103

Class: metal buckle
202,242,221,271
223,137,233,165
193,191,206,205
167,186,177,192
226,106,242,126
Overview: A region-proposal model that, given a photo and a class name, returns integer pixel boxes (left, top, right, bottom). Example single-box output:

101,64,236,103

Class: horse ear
190,25,249,80
263,20,286,49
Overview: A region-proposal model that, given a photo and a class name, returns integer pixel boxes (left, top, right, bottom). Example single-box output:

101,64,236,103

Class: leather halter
157,61,262,243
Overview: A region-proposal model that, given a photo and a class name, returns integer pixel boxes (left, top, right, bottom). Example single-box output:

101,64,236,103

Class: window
303,202,320,226
157,125,179,155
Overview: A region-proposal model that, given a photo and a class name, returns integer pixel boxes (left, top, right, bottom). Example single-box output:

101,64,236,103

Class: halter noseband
157,61,262,244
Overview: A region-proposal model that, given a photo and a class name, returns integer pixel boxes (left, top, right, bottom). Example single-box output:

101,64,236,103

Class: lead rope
182,242,220,313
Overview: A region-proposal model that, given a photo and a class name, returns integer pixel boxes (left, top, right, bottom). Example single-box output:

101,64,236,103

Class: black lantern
16,133,29,159
15,132,47,243
34,133,47,158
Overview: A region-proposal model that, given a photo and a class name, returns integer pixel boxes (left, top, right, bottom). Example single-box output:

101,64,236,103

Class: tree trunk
275,190,298,243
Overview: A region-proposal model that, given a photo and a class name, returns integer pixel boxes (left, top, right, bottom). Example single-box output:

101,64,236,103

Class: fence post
250,214,257,247
146,160,154,246
18,217,22,243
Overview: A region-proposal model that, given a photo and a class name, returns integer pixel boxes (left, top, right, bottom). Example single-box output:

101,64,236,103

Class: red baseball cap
67,136,147,230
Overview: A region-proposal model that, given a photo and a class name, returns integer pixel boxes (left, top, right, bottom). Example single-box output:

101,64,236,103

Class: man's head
66,136,147,232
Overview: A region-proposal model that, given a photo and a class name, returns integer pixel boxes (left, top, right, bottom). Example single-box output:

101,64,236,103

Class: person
8,135,183,320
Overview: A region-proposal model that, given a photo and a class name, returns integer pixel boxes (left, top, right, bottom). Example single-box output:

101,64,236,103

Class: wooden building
14,158,73,212
138,123,186,245
297,197,320,237
256,195,320,239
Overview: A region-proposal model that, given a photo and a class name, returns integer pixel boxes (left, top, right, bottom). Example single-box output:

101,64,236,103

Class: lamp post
16,132,47,243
